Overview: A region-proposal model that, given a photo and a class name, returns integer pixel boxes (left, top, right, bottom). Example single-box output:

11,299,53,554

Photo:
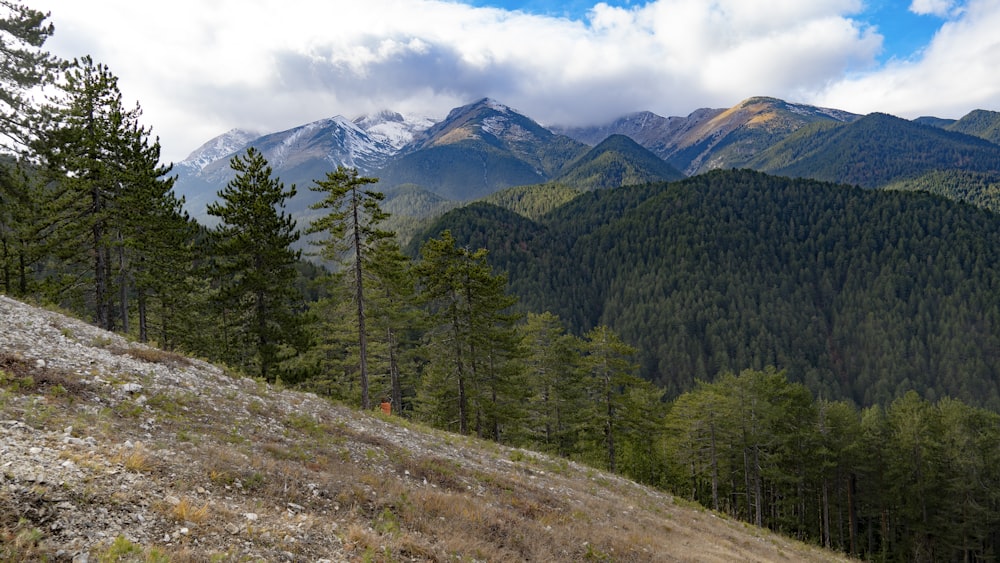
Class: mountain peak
556,133,684,188
179,128,260,170
353,110,435,150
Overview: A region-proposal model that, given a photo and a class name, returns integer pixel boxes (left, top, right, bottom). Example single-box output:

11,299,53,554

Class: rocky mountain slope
0,295,849,561
555,96,860,175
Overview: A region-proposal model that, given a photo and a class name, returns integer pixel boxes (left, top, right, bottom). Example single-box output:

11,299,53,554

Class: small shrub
116,346,191,367
284,412,325,437
96,535,169,563
0,519,46,561
374,507,401,535
98,535,142,562
242,471,266,491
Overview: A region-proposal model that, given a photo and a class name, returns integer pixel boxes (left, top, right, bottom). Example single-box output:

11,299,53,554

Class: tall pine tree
208,147,303,381
33,57,178,332
307,166,392,409
415,230,523,437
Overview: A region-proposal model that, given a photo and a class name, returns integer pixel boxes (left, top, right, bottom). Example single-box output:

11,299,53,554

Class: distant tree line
5,3,1000,560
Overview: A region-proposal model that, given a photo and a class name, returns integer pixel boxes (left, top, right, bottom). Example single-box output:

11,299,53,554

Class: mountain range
172,96,1000,226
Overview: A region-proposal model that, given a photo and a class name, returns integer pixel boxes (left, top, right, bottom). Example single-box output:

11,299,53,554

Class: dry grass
0,299,855,562
169,497,211,524
111,344,192,367
112,443,156,473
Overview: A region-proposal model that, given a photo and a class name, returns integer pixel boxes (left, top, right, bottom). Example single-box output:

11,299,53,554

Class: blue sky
28,0,998,163
468,0,947,62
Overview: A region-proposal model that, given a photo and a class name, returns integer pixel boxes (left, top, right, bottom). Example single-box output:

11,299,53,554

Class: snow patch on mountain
177,128,259,170
484,98,511,114
354,111,436,150
482,116,534,142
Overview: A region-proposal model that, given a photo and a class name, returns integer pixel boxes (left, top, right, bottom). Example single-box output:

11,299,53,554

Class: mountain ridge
171,95,1000,227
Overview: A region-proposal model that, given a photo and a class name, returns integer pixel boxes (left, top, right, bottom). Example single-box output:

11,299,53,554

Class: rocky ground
0,294,852,562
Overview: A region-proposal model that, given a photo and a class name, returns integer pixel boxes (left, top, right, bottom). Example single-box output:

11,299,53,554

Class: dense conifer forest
6,2,1000,560
419,170,1000,409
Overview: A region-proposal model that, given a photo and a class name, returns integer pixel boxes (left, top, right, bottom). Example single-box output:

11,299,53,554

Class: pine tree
415,230,523,437
32,57,176,331
519,312,588,455
365,235,420,414
0,160,43,295
207,147,303,381
0,0,59,151
580,325,641,474
307,166,392,409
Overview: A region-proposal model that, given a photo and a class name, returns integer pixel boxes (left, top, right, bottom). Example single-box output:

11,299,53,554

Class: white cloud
815,0,1000,118
25,0,996,163
909,0,957,17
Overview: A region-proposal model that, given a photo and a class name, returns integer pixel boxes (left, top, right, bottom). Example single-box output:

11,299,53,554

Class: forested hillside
748,113,1000,187
417,169,1000,408
885,169,1000,214
554,134,684,189
8,3,1000,559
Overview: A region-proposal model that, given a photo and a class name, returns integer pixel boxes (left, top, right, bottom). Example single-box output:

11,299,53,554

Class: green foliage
0,160,43,296
0,0,59,151
380,183,460,245
415,169,1000,411
945,108,1000,145
884,169,1000,214
481,182,582,220
748,113,1000,188
207,147,304,381
31,56,191,339
663,371,1000,561
414,230,525,438
307,167,415,409
378,139,547,201
555,134,684,189
306,166,402,409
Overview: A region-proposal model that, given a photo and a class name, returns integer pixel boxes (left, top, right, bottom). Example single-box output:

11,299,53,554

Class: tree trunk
388,327,402,414
606,380,616,473
94,220,109,329
351,189,370,409
848,473,857,556
118,241,129,334
137,287,148,343
710,418,720,511
354,255,369,410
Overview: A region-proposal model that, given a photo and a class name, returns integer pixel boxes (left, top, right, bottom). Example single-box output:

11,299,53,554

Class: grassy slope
0,295,850,562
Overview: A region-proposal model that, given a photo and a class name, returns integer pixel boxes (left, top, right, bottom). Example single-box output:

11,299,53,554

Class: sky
21,0,1000,163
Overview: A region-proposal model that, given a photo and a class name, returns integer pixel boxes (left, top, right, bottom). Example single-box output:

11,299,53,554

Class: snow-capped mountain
174,128,260,174
172,112,434,220
353,110,436,150
375,98,588,200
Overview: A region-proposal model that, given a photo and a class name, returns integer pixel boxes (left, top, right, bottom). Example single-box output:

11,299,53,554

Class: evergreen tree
0,160,42,295
365,235,420,414
32,57,177,332
306,166,392,409
207,147,303,381
580,325,644,474
519,312,588,456
0,0,59,151
415,230,523,437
